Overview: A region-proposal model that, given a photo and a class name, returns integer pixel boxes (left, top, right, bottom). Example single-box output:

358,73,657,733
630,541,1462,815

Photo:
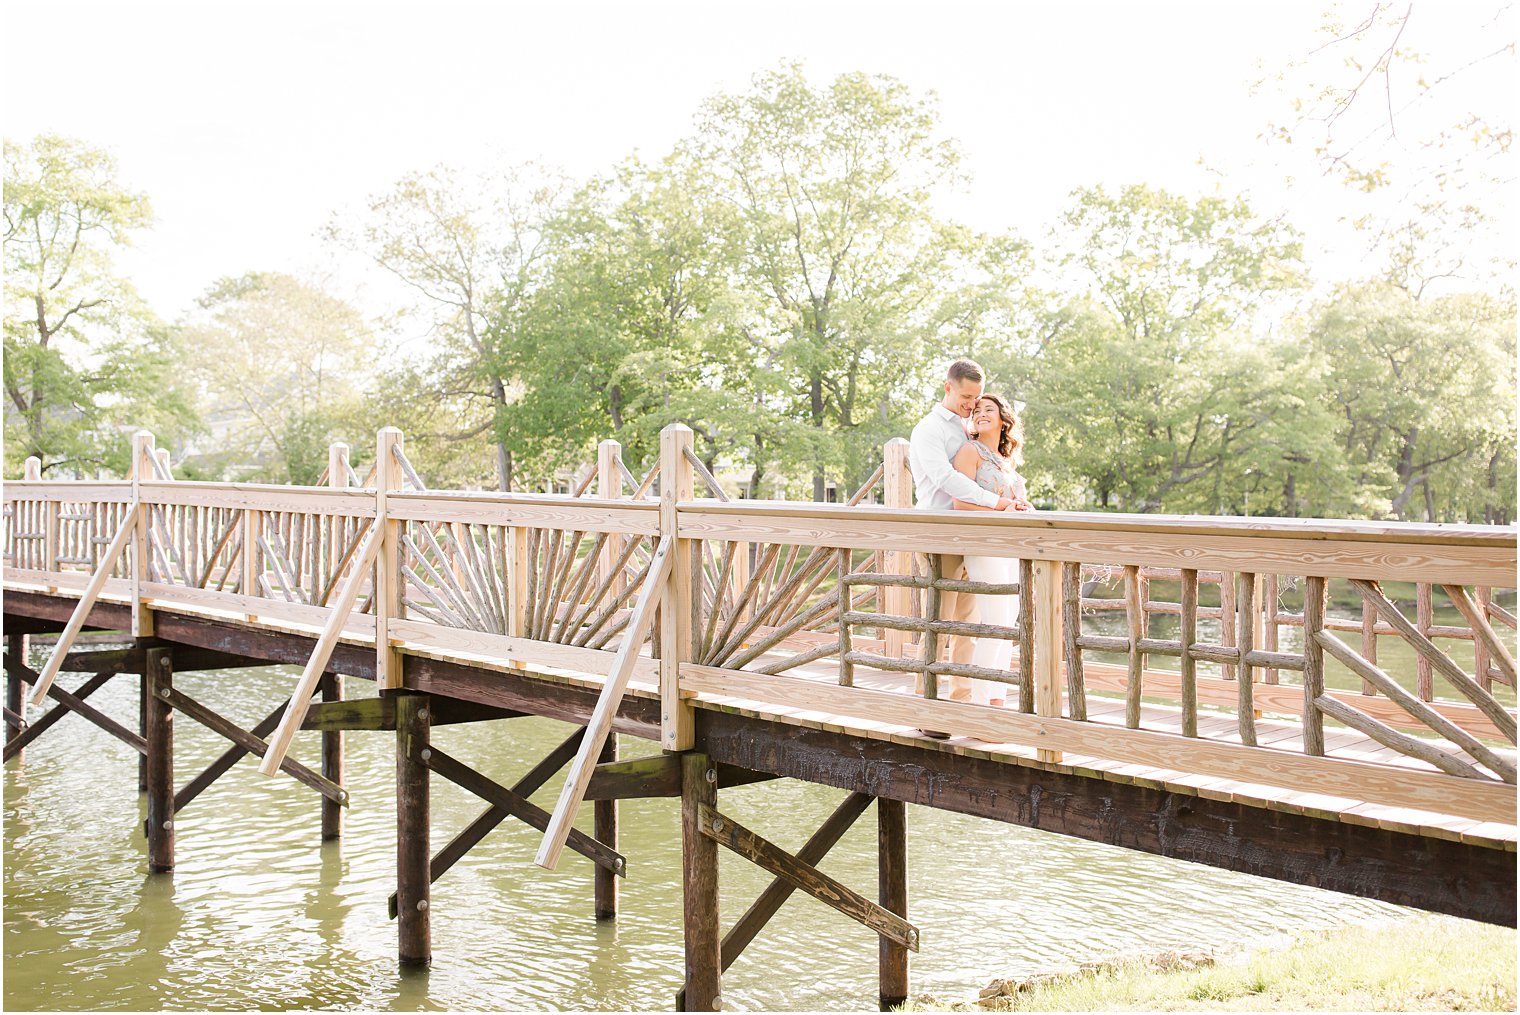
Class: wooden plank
138,482,377,516
388,618,659,685
697,802,918,950
2,482,131,504
535,534,674,869
678,664,1517,823
1032,561,1063,761
675,505,1516,586
138,581,378,637
387,493,659,535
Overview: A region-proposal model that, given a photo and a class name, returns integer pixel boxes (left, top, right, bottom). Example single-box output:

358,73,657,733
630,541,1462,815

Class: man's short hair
946,358,984,384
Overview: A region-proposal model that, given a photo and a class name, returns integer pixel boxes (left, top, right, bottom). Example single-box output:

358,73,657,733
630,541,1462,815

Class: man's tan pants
917,553,976,701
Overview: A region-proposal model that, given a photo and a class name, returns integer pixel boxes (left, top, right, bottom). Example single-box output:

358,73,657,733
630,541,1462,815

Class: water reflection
4,662,1437,1011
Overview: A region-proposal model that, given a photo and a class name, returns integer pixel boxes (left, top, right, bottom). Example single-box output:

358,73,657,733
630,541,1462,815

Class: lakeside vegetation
905,915,1517,1012
5,8,1514,522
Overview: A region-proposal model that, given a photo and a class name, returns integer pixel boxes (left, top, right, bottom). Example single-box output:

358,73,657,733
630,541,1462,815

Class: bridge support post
396,691,431,967
882,439,912,659
878,798,908,1010
145,646,174,872
680,751,721,1011
594,734,618,921
6,634,29,765
320,670,344,840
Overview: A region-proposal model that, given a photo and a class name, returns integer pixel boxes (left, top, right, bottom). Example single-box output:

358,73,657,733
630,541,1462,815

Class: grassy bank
906,915,1516,1012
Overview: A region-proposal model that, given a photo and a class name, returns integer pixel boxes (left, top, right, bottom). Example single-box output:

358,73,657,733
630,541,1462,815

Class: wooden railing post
1032,560,1063,763
598,439,624,591
130,432,155,639
660,424,696,752
882,439,912,658
376,428,404,690
22,457,42,575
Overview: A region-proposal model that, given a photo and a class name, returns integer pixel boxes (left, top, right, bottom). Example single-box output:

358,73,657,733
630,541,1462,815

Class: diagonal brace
161,687,344,805
7,656,144,756
415,742,625,878
2,669,120,762
698,803,918,952
388,729,585,918
174,698,290,813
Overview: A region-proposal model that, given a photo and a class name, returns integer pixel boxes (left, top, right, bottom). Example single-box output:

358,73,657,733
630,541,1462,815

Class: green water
2,614,1502,1011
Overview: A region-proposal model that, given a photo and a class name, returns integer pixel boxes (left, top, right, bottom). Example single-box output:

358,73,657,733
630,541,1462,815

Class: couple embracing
906,358,1032,712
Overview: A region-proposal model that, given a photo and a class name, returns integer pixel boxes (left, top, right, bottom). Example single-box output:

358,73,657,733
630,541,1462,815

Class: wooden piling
396,691,431,966
6,634,28,764
594,734,618,921
878,797,908,1011
681,751,721,1011
145,646,174,872
321,670,344,840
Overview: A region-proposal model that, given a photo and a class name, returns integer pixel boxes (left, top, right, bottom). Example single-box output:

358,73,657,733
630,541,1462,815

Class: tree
689,63,996,498
177,272,372,483
1303,281,1515,522
328,163,565,490
3,134,194,475
1027,185,1307,512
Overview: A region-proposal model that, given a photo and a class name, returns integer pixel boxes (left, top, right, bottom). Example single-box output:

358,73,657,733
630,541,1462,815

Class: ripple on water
7,663,1413,1011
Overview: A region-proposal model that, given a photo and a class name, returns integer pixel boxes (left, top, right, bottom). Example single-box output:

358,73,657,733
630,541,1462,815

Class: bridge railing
4,426,1516,829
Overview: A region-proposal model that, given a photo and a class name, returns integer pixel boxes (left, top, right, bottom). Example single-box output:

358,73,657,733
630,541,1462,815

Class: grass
903,915,1517,1012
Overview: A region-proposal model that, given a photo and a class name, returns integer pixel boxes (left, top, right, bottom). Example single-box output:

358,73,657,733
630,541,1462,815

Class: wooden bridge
4,425,1515,1010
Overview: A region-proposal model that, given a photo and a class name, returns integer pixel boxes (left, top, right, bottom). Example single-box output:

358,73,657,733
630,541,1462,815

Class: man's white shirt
908,403,1000,511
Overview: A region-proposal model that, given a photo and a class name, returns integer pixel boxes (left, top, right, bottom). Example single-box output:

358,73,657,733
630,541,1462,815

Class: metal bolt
162,820,173,831
420,748,432,762
908,929,918,946
418,708,429,720
711,995,722,1009
159,687,171,698
614,857,625,871
705,767,717,784
712,817,725,833
662,712,670,721
416,899,429,912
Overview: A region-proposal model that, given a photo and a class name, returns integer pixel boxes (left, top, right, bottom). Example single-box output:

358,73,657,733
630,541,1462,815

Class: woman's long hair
980,394,1024,466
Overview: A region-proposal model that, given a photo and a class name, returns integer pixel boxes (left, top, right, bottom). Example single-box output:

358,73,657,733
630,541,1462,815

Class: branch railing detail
5,427,1516,827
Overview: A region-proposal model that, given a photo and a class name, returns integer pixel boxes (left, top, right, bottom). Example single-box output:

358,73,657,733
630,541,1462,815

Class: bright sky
3,1,1512,323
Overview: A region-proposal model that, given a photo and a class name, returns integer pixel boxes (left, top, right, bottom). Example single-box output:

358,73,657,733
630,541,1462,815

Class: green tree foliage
1302,281,1515,522
3,135,195,475
177,272,372,484
1022,185,1308,512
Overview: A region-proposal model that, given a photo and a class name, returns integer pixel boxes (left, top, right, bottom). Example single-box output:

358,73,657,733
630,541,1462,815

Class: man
907,358,1013,705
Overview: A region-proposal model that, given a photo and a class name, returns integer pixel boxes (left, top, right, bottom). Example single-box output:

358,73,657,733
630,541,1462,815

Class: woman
950,394,1032,707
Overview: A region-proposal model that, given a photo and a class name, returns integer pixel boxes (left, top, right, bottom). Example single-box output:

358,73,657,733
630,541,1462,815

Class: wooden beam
387,728,585,919
697,802,918,951
417,742,625,876
163,686,345,804
698,711,1517,927
300,696,396,732
7,655,147,756
535,533,673,870
396,691,430,967
595,735,619,921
